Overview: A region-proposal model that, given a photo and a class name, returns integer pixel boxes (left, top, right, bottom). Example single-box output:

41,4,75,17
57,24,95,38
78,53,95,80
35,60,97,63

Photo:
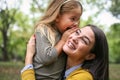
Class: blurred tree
80,0,108,30
0,0,32,61
0,0,49,61
29,0,49,23
1,0,119,62
8,11,33,61
109,0,120,19
107,23,120,63
0,0,17,61
107,0,120,63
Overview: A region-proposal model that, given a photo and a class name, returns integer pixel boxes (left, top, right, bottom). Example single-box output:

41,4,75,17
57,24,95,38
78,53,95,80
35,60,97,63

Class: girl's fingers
67,27,79,34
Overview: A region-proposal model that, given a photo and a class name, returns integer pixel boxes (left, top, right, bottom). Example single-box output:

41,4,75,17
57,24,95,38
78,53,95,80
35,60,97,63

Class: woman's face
63,26,95,61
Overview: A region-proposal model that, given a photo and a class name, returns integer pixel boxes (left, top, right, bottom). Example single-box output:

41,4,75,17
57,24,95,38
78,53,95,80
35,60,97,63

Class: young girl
21,0,83,79
21,25,109,80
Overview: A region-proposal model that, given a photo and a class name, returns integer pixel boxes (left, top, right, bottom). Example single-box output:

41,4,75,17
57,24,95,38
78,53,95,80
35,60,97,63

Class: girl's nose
74,22,78,26
73,21,79,28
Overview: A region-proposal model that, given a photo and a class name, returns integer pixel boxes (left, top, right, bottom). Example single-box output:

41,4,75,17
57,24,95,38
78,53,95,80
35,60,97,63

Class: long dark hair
82,24,109,80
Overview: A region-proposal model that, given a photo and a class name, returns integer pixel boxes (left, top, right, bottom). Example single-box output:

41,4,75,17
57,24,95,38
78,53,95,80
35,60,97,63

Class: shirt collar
64,64,82,78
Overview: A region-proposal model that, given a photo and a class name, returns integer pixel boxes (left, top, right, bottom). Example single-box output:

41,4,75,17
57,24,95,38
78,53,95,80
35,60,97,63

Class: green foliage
0,0,119,63
109,0,120,19
7,11,34,61
30,0,49,23
0,0,33,61
80,17,93,27
107,0,120,63
0,8,17,60
107,23,120,63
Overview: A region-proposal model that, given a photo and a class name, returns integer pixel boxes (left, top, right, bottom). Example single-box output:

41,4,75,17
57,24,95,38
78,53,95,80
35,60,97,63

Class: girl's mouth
66,27,71,30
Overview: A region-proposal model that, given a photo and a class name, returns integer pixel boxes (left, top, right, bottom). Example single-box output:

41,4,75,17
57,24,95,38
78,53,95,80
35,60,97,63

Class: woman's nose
72,37,78,44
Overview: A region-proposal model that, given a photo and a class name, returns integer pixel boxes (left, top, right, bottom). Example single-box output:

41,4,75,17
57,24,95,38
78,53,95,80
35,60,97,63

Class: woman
21,24,109,80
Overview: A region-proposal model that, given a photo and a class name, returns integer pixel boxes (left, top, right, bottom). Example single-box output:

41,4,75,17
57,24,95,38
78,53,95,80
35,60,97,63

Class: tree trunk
1,29,9,61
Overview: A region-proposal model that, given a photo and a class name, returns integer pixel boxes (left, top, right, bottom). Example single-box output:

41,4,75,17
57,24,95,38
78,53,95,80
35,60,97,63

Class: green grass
0,62,120,80
0,61,24,80
109,64,120,80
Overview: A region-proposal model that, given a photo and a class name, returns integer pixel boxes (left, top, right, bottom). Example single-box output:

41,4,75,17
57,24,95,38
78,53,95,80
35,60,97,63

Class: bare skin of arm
25,35,36,66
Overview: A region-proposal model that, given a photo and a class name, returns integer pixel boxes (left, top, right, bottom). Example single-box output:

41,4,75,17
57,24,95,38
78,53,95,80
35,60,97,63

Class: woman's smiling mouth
67,41,76,50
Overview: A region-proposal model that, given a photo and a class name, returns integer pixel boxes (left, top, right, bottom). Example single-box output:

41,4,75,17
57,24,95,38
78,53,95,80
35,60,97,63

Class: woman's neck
66,57,83,69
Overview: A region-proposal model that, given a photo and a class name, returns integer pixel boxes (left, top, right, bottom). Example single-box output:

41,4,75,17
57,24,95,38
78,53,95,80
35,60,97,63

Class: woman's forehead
80,27,92,33
80,27,95,42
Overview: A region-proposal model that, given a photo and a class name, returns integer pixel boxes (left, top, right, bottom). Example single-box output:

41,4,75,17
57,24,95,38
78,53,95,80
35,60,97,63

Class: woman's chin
63,45,73,54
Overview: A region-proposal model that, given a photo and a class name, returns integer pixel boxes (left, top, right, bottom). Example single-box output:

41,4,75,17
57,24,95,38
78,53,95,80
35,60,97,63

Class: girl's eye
71,17,76,21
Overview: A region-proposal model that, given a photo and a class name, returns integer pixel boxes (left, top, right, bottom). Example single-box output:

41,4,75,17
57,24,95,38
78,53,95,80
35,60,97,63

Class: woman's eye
82,38,89,45
80,38,87,45
83,39,87,45
75,30,81,35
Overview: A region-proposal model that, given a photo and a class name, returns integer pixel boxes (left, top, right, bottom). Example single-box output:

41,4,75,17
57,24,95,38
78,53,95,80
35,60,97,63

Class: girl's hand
61,27,79,42
25,35,36,65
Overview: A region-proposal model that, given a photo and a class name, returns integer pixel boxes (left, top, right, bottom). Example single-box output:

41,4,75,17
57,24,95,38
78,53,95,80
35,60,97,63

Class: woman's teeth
68,41,76,50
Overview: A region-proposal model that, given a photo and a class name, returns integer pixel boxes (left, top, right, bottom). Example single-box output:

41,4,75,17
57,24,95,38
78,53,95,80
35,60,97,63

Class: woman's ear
85,53,95,60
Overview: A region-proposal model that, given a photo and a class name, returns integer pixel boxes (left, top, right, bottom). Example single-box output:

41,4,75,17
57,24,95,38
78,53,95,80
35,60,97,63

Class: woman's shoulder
67,68,93,80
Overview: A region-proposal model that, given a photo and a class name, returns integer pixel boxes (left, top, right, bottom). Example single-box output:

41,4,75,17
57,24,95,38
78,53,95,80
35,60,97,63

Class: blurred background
0,0,120,80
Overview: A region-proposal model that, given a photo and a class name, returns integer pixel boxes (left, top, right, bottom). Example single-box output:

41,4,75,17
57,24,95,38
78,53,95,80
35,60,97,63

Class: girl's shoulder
35,23,50,34
35,23,48,31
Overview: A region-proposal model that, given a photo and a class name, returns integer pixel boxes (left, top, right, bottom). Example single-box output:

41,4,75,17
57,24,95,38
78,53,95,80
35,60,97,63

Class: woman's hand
25,35,36,65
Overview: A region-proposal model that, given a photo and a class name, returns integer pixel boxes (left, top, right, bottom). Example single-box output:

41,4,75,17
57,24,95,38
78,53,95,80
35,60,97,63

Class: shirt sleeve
21,64,33,73
34,26,58,65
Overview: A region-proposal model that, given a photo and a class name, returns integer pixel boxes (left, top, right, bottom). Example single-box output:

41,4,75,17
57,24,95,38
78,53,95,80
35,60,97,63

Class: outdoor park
0,0,120,80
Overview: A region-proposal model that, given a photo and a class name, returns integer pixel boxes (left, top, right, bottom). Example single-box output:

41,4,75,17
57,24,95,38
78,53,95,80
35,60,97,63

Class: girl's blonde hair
35,0,83,47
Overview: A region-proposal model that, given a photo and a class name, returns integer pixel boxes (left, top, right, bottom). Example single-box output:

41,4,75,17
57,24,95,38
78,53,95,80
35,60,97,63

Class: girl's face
63,26,95,61
55,7,82,33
